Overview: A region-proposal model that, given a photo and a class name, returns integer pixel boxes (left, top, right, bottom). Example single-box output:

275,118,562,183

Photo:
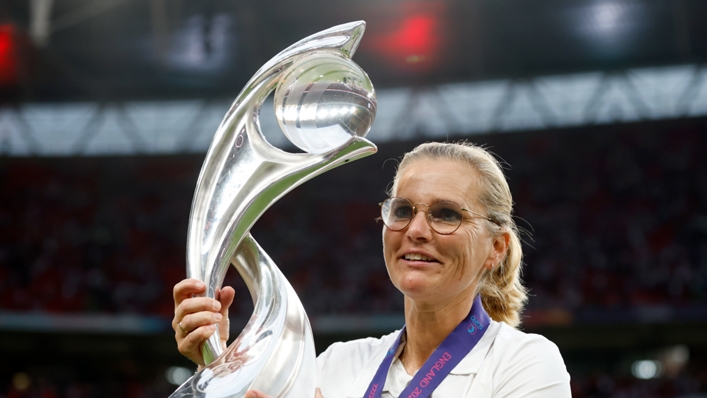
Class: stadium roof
1,64,707,156
1,0,706,102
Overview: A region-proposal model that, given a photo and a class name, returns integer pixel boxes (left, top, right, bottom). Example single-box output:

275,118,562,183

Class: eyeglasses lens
381,198,463,234
381,198,411,230
428,201,463,234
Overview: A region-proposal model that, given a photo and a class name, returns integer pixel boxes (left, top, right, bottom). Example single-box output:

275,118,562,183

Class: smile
404,253,436,262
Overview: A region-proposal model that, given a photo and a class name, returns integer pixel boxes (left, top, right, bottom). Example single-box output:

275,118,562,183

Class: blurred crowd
570,371,707,398
1,119,706,319
1,118,707,396
511,122,707,314
0,157,193,318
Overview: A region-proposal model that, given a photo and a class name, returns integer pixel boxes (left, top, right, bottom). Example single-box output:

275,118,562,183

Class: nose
405,207,433,241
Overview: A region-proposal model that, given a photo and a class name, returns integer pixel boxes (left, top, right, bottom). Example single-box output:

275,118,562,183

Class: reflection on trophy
169,21,377,398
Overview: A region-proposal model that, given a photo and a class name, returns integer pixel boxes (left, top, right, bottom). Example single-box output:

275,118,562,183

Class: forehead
394,159,481,206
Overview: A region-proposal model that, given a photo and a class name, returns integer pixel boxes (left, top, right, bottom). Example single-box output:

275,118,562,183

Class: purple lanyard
363,295,490,398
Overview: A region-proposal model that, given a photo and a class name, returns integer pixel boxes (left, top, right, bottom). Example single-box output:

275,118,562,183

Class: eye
430,204,462,223
392,204,413,220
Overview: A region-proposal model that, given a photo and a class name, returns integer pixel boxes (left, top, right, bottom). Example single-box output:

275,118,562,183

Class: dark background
1,0,707,397
2,0,707,102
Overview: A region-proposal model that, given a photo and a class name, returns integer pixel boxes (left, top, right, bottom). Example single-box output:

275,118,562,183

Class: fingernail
213,301,221,310
196,281,205,289
214,313,222,322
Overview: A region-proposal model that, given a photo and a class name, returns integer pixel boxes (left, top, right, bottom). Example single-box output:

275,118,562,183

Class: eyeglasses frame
378,197,500,235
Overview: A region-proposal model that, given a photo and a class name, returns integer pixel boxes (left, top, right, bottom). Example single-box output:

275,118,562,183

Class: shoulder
483,322,571,397
317,330,399,370
493,322,565,362
316,331,400,397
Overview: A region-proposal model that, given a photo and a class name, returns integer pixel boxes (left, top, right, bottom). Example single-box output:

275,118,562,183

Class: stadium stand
1,118,707,397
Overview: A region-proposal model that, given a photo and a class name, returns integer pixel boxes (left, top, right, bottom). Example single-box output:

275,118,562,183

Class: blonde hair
391,141,528,327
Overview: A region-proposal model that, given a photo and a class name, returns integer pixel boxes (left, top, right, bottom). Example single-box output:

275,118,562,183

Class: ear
484,230,510,270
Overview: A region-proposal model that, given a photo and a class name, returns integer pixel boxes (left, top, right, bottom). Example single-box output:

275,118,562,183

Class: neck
400,294,475,375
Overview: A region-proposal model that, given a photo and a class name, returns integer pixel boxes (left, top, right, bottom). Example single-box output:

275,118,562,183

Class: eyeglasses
379,197,498,235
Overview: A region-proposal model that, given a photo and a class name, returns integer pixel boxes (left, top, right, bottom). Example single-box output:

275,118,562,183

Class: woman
173,142,571,397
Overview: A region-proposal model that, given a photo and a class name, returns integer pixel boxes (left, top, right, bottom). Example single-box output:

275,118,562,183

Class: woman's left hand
244,388,325,398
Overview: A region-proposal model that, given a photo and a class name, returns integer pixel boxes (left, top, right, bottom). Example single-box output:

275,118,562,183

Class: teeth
405,253,433,261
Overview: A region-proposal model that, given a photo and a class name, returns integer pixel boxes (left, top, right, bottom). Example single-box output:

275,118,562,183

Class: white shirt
316,320,571,398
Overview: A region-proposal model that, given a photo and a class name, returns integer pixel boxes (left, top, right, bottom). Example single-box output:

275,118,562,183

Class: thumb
216,286,235,316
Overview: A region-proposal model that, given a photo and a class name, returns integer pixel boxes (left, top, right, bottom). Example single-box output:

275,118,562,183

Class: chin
396,274,437,298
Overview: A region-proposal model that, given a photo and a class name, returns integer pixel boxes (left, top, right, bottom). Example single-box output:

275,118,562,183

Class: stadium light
631,360,663,380
166,366,193,386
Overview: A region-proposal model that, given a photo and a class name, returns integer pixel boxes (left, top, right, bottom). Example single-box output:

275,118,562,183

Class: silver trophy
170,21,377,398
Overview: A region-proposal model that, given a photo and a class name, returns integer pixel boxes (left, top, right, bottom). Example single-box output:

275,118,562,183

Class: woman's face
383,158,506,308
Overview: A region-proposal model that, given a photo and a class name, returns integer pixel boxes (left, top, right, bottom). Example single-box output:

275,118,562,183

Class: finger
176,311,223,335
315,388,325,398
174,296,222,324
173,279,206,307
173,298,222,337
176,323,215,349
211,287,234,350
177,323,217,366
216,286,235,317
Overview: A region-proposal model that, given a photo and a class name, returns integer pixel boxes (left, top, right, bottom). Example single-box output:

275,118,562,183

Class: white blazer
316,320,571,398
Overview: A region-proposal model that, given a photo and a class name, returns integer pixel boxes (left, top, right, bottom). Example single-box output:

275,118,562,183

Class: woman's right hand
172,278,235,366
